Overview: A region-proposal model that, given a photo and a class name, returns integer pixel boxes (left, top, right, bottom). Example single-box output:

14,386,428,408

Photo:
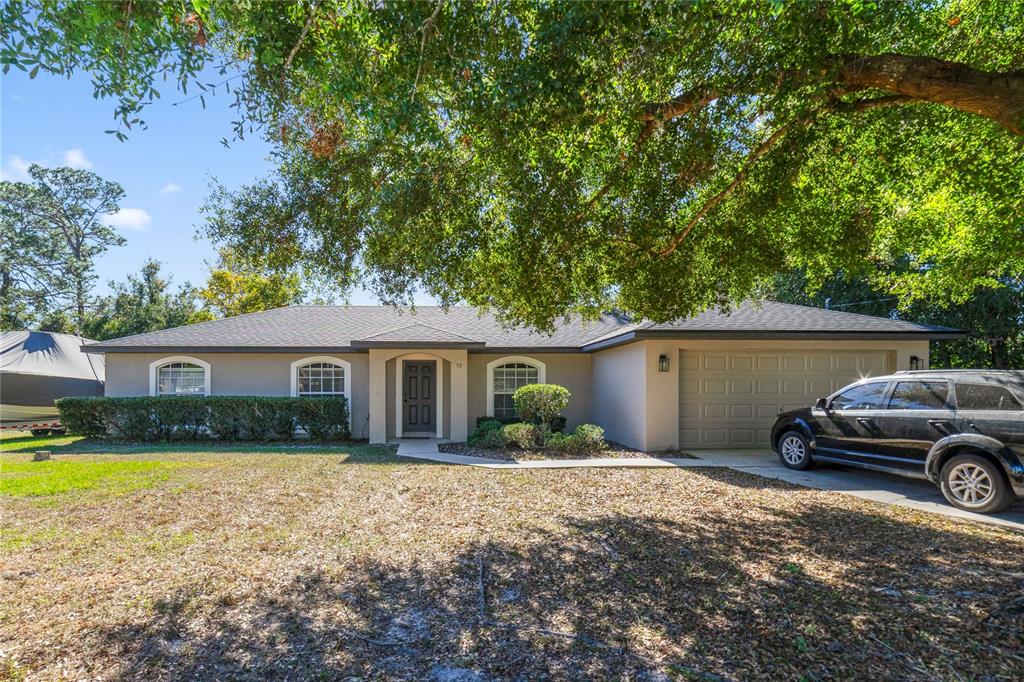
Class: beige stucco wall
466,353,593,431
102,338,931,451
102,352,371,439
590,343,648,449
592,338,931,451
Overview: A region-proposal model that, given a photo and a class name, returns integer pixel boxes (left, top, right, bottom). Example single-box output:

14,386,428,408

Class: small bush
573,423,606,452
468,418,506,448
475,414,565,433
543,424,606,457
55,396,349,442
500,422,539,449
513,384,570,431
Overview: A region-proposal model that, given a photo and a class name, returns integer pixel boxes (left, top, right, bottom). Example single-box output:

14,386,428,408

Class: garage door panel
731,355,754,371
730,379,753,394
680,349,889,448
704,355,727,370
704,379,727,394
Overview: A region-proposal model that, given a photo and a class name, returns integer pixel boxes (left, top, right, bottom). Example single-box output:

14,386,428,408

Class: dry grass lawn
1,435,1023,681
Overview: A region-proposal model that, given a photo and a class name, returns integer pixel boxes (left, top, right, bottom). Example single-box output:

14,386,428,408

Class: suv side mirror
815,397,829,411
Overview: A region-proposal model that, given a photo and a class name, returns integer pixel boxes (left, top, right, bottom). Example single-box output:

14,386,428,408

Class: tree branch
641,55,1024,135
658,114,813,258
411,0,445,103
837,54,1024,134
282,0,321,76
829,94,920,113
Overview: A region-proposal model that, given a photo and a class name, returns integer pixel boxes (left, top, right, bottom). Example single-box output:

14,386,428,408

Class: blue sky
2,67,434,305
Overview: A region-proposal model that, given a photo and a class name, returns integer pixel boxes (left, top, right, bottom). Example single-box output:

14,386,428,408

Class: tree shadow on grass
91,498,1023,681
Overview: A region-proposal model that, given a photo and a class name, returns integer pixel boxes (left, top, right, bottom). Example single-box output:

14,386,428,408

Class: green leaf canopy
6,0,1023,329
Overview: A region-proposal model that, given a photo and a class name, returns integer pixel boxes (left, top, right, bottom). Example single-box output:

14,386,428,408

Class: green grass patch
0,458,192,497
0,431,86,453
0,526,64,552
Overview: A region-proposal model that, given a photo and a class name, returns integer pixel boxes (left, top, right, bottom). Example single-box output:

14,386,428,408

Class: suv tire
778,430,814,470
940,454,1012,514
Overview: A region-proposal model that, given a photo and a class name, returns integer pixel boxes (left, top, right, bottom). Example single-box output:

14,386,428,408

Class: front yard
2,435,1022,680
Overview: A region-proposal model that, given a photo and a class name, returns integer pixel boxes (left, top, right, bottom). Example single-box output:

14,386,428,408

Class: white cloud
62,148,94,169
0,155,32,182
160,182,182,194
102,208,152,231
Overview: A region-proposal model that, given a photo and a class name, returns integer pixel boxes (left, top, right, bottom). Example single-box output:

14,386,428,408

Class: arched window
149,356,211,396
290,356,353,428
486,356,546,419
295,362,346,397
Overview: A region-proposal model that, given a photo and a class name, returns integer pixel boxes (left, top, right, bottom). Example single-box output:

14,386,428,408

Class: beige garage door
678,349,890,448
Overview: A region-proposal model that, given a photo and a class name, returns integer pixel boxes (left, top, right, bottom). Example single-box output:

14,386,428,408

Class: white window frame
486,356,546,418
290,356,353,430
149,356,211,397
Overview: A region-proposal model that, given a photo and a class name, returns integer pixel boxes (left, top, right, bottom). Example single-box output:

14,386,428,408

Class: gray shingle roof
644,301,954,334
82,306,630,352
81,301,960,353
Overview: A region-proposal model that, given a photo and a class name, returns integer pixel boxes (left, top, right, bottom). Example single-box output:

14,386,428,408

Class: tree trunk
839,54,1024,135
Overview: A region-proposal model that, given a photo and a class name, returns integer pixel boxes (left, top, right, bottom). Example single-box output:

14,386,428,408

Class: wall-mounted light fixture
658,354,670,372
910,355,922,370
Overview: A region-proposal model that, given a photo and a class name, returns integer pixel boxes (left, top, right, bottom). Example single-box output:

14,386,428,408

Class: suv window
831,382,888,411
888,381,949,410
956,383,1023,411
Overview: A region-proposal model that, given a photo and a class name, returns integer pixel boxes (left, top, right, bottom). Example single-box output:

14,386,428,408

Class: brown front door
402,360,436,433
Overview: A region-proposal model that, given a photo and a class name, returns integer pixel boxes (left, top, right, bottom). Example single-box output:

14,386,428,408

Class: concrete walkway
394,439,1024,531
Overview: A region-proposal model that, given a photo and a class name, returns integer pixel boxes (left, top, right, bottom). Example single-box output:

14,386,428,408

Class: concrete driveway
692,449,1024,532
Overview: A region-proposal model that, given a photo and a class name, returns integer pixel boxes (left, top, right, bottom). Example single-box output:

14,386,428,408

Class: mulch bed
2,446,1022,681
438,441,697,461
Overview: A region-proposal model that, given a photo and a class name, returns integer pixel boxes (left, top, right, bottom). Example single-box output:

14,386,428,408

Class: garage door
678,350,890,448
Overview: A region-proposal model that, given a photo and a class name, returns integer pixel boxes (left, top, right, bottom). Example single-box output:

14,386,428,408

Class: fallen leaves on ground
1,448,1022,681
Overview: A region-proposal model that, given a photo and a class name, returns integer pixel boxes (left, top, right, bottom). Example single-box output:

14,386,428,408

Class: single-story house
81,302,961,451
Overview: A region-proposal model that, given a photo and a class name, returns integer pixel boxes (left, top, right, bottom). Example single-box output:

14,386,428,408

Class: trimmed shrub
543,424,607,456
500,422,539,449
55,397,109,438
475,414,565,433
512,384,570,432
469,418,506,448
296,398,350,441
573,423,606,453
55,396,349,442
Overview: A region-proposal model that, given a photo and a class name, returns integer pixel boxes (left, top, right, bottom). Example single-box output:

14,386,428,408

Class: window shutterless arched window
486,357,546,419
148,356,211,396
295,362,346,397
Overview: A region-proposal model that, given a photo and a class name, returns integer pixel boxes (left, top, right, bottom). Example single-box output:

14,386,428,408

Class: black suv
771,370,1024,513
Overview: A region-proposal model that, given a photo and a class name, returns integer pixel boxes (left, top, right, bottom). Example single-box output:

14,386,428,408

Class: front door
402,360,436,434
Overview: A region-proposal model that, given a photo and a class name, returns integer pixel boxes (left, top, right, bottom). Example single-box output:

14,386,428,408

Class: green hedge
56,396,350,442
474,414,566,433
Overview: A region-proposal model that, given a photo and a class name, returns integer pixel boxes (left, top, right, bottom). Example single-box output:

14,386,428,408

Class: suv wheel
778,431,813,470
940,454,1012,514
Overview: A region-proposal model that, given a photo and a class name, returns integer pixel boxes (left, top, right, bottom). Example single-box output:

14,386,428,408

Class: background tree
6,1,1023,329
0,164,125,331
198,247,305,318
83,260,211,341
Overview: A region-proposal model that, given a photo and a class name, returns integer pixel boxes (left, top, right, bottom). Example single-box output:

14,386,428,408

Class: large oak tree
6,0,1022,329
